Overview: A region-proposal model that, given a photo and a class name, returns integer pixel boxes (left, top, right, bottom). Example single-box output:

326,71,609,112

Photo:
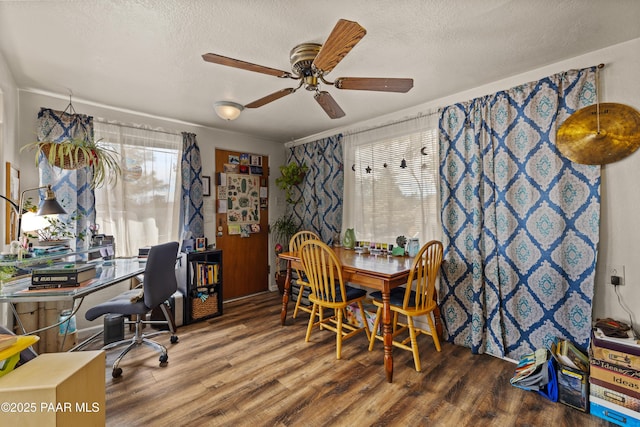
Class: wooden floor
90,291,612,427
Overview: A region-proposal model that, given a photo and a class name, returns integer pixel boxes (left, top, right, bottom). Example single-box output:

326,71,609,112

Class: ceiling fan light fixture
213,101,244,121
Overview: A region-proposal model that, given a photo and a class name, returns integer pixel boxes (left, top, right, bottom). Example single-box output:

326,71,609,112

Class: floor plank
84,291,611,427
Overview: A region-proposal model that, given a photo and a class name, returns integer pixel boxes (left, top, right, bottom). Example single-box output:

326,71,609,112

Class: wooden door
214,149,269,299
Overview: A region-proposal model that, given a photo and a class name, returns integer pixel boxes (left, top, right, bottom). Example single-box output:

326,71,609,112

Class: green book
32,263,95,275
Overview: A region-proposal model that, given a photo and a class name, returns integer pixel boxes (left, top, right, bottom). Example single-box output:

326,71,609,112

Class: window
342,115,440,248
94,122,182,257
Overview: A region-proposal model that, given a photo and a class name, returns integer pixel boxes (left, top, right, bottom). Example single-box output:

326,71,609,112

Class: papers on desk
0,334,18,351
31,245,70,256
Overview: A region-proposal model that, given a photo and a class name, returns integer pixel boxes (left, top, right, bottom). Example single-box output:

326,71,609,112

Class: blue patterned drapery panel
36,108,95,250
439,67,600,359
180,132,204,238
289,134,343,244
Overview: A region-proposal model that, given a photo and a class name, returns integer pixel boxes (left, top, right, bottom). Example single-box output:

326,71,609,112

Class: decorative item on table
407,238,420,258
393,235,407,256
343,228,355,249
195,237,207,251
370,242,383,256
354,241,368,254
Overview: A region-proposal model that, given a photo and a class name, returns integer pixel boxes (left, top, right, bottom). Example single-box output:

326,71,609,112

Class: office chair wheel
112,367,123,378
159,354,168,365
170,335,179,344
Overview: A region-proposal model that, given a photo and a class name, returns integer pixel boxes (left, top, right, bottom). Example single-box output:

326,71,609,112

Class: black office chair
85,241,180,378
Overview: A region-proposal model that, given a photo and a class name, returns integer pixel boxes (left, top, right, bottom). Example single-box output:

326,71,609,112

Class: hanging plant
275,162,309,204
21,137,122,189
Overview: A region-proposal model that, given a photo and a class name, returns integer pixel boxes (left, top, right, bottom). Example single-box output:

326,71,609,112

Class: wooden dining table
278,247,443,383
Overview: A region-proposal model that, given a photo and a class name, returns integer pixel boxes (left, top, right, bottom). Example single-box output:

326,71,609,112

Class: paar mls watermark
1,401,102,413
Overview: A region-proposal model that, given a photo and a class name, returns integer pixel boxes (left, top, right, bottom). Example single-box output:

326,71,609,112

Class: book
31,264,97,287
564,340,589,372
32,263,96,275
550,337,588,372
25,278,99,292
0,334,18,351
510,348,549,390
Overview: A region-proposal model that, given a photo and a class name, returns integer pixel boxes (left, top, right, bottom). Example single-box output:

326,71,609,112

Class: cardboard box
593,328,640,357
591,376,640,400
590,395,640,427
593,342,640,371
0,351,106,426
591,382,640,412
590,364,640,397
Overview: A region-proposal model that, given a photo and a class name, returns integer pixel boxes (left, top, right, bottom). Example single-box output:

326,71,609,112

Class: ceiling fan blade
334,77,414,93
314,91,345,119
245,88,296,108
312,19,366,74
202,53,291,78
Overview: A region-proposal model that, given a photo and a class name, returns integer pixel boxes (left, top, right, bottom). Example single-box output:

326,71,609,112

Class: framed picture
5,162,20,244
202,176,211,197
195,237,207,251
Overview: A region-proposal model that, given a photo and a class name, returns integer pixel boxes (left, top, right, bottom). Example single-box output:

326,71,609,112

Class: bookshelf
184,249,223,324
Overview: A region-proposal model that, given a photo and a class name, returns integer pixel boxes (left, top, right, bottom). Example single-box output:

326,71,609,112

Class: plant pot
41,143,90,169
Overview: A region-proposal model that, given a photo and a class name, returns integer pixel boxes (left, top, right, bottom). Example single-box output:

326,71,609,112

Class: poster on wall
226,174,260,225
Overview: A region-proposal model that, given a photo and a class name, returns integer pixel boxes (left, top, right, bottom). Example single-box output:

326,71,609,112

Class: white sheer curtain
342,113,441,248
94,121,182,257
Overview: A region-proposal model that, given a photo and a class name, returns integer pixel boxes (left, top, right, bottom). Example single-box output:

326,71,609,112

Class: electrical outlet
607,264,625,286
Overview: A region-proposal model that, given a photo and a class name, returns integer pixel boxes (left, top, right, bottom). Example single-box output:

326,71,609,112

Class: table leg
280,259,292,326
381,290,394,383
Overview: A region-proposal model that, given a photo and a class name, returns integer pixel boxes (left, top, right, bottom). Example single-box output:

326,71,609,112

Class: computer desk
0,258,145,349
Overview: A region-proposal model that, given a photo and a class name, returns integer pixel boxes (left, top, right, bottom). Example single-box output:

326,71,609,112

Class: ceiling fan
202,19,414,119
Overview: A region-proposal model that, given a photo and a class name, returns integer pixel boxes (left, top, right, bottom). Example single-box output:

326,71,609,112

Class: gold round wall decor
556,103,640,165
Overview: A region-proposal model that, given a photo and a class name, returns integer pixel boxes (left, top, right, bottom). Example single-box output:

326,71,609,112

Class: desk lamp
1,185,67,245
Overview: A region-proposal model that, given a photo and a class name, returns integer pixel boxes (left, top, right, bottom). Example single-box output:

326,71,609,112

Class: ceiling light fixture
213,101,244,121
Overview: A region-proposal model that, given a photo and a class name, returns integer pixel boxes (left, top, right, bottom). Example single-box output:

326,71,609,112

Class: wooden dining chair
289,230,320,319
368,240,443,371
298,239,370,359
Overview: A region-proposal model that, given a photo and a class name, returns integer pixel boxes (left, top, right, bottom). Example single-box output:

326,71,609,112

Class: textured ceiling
1,0,640,142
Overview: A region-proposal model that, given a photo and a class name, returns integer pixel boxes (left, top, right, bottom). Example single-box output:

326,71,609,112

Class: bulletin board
215,149,269,299
5,162,20,244
225,174,260,225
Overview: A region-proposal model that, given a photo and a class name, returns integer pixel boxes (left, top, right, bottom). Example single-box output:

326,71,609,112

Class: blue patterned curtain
180,132,204,238
37,108,95,250
289,134,343,244
439,66,600,360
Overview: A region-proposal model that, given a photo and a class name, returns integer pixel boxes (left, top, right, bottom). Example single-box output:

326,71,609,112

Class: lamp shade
37,185,67,215
214,101,244,121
